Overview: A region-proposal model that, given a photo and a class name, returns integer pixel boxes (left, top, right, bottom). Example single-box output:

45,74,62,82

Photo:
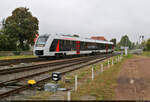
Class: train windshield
36,36,49,47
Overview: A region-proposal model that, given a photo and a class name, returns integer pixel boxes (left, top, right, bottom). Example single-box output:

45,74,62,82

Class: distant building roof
91,36,107,41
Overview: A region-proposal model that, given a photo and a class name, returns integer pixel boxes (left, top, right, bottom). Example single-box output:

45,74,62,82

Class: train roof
40,34,113,45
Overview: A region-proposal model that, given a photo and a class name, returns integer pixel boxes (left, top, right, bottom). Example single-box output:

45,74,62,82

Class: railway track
0,53,119,99
0,55,106,86
0,55,103,75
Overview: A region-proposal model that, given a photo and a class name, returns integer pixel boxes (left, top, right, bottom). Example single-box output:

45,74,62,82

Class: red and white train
33,34,114,58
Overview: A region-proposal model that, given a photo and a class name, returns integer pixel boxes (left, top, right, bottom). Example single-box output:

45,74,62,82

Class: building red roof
91,36,107,41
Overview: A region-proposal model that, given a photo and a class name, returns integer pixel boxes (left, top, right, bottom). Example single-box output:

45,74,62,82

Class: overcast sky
0,0,150,43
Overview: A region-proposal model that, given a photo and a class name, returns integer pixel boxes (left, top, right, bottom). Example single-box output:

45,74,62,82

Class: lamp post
139,35,144,49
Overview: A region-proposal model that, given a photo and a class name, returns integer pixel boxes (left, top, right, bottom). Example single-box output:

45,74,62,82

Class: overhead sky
0,0,150,43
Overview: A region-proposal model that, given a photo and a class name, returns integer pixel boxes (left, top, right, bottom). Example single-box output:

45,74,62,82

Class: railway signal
52,72,61,83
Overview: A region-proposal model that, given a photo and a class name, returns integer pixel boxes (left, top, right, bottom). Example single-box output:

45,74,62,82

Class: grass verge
71,54,133,100
71,61,120,100
142,51,150,57
0,55,36,60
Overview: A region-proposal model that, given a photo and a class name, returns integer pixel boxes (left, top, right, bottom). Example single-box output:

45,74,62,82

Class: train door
106,44,108,53
76,41,80,54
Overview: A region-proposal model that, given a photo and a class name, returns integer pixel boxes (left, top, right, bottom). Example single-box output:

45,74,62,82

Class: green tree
131,42,135,49
4,7,39,50
146,38,150,51
0,32,18,51
118,35,132,49
110,38,116,46
0,20,17,51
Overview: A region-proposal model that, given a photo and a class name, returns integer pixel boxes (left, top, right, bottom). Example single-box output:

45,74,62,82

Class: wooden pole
75,75,78,91
101,64,103,72
68,91,71,101
92,66,94,80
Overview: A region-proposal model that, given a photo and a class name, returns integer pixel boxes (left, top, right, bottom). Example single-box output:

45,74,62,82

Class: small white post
101,64,103,72
125,47,128,56
112,58,114,66
121,55,123,60
75,75,78,91
68,91,71,101
116,57,118,63
108,60,110,68
118,56,120,62
92,66,94,80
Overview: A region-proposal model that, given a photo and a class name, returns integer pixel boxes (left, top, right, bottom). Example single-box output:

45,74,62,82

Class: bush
13,51,21,55
146,39,150,51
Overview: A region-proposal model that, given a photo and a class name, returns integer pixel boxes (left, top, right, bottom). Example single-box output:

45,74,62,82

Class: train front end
33,35,49,57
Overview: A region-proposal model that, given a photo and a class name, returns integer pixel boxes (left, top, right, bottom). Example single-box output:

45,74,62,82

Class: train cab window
36,36,49,47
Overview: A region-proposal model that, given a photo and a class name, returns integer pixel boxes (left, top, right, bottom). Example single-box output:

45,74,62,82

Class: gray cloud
0,0,150,42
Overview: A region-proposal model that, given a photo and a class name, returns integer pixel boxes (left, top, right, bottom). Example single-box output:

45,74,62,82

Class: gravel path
115,56,150,100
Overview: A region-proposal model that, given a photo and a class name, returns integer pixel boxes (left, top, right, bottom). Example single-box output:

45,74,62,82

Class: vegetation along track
0,57,48,66
0,53,119,99
0,54,92,66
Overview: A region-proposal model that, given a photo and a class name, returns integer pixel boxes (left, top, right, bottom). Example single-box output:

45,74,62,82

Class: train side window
109,44,112,49
99,43,102,50
49,39,58,51
97,43,100,50
101,44,105,50
72,41,76,50
61,40,67,51
64,40,66,46
80,41,83,50
83,42,86,50
66,40,71,51
85,42,88,50
59,40,63,51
